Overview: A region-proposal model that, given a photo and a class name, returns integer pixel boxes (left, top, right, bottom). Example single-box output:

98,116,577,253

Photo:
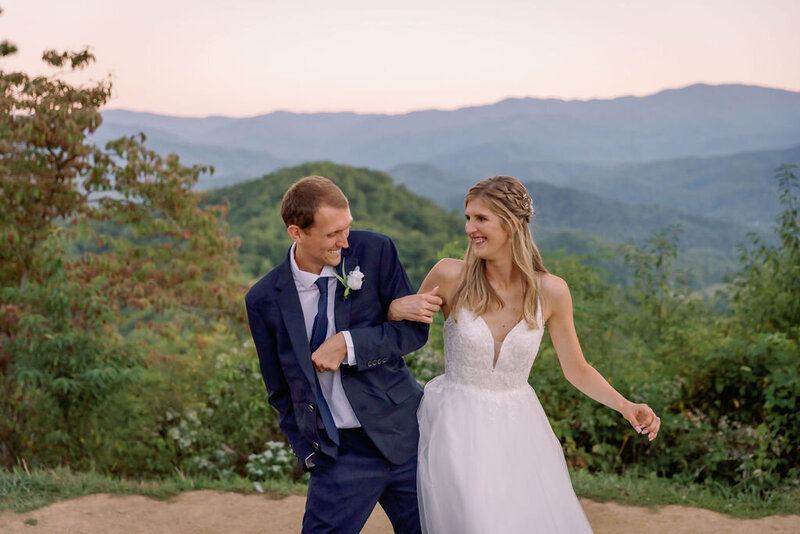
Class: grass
0,467,305,514
2,467,798,518
571,469,800,518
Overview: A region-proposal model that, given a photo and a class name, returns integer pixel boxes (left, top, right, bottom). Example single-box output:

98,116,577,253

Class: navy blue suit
245,230,427,533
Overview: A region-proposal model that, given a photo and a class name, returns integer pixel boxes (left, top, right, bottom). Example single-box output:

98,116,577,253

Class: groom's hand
312,332,347,372
387,286,443,324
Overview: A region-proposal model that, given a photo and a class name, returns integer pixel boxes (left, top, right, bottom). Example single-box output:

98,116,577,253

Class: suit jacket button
313,442,319,449
307,405,314,413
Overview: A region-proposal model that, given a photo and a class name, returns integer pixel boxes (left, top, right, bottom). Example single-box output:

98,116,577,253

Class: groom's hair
281,175,349,229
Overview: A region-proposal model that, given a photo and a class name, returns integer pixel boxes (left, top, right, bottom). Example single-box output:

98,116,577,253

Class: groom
245,175,427,533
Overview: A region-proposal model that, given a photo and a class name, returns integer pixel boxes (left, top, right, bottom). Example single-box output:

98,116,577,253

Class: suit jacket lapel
334,249,353,332
274,258,316,388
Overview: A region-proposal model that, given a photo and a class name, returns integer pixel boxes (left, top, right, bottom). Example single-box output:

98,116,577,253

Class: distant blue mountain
98,83,800,228
101,83,800,171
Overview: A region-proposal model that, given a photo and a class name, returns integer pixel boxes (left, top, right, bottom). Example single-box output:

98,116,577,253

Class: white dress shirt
289,244,361,429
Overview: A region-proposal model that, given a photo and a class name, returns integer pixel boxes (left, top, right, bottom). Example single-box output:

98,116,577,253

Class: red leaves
0,303,21,333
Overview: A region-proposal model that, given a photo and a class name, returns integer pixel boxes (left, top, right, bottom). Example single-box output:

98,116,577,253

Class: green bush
246,441,299,482
1,232,141,469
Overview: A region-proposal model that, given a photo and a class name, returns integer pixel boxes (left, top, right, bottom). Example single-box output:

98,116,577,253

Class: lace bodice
442,307,545,391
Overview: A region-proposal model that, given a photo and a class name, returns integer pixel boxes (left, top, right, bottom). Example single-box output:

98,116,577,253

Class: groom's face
292,204,352,274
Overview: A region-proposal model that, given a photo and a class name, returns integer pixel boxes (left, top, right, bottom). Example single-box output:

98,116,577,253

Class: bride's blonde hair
452,176,548,328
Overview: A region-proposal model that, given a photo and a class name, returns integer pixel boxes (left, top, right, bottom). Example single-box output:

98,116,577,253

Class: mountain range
100,83,800,168
98,83,800,221
388,145,800,226
96,83,800,285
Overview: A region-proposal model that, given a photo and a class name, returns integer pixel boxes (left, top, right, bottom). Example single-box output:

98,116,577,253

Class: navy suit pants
303,428,421,534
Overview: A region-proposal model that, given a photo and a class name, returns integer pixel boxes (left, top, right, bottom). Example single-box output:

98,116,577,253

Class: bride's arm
387,258,460,323
543,273,662,441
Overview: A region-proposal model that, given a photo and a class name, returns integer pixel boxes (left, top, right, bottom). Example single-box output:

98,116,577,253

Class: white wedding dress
416,308,593,533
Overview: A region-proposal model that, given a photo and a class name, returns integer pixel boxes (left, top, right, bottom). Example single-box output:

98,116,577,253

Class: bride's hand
388,286,442,323
621,401,661,441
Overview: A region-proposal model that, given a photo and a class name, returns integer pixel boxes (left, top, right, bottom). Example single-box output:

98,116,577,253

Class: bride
389,176,661,533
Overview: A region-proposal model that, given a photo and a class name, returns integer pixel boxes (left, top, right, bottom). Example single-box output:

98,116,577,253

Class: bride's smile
465,197,511,259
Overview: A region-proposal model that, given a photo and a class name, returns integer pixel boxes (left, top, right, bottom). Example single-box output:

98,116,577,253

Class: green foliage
619,225,705,350
245,441,298,482
168,342,285,479
527,168,800,495
729,165,800,339
0,230,140,468
85,334,286,480
675,166,800,491
0,16,242,473
404,345,444,385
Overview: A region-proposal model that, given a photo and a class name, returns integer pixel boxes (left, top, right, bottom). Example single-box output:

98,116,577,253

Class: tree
620,225,700,348
682,166,800,490
0,14,241,468
729,164,800,339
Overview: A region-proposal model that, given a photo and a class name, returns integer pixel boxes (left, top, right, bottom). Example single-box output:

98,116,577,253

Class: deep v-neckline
475,313,525,370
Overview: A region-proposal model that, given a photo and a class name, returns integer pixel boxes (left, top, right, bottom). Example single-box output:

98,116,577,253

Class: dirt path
2,491,799,533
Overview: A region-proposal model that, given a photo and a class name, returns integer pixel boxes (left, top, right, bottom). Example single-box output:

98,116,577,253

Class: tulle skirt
416,376,593,533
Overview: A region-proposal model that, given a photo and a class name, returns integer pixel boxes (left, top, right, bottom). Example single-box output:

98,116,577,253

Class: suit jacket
245,230,428,468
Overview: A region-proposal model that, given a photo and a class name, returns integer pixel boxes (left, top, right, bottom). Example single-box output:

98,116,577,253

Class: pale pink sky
2,0,798,117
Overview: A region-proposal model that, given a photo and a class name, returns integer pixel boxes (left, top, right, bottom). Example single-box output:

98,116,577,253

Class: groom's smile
290,203,352,274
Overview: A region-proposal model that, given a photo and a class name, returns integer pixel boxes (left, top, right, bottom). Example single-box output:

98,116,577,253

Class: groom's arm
347,235,429,371
246,301,314,469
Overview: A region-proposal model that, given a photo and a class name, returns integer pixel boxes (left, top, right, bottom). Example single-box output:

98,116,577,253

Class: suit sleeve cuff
342,331,356,366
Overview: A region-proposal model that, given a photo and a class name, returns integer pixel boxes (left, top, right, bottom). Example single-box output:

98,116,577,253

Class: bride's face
465,197,511,260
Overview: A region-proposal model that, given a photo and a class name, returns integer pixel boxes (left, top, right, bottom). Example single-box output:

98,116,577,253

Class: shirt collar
289,242,338,290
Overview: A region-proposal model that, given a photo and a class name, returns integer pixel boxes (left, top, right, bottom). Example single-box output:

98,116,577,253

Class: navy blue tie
310,277,339,445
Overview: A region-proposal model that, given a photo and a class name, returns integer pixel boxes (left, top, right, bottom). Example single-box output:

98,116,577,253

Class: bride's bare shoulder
432,258,464,281
422,258,464,302
538,272,572,318
539,272,569,295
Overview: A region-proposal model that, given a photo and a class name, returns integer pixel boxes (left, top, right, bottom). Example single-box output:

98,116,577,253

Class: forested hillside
383,165,751,250
209,162,751,287
205,162,464,286
389,145,800,227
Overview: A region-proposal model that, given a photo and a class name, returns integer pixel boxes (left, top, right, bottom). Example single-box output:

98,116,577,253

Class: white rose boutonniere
335,259,364,298
346,266,364,290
